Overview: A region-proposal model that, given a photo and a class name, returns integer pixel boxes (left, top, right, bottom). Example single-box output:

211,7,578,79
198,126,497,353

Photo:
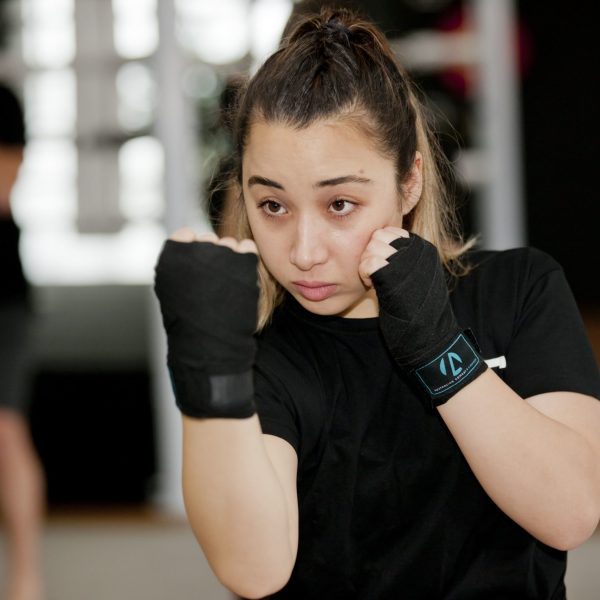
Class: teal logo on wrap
415,332,481,397
439,352,463,377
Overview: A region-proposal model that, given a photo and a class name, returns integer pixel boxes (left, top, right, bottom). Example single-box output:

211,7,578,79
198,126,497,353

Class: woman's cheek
253,227,288,276
331,228,371,267
246,211,272,251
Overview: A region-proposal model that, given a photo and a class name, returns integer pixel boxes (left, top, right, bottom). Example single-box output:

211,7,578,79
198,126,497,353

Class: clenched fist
358,226,410,288
363,228,487,408
154,228,260,419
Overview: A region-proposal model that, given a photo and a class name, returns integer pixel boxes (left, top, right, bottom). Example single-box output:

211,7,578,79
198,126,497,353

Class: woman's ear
401,151,423,216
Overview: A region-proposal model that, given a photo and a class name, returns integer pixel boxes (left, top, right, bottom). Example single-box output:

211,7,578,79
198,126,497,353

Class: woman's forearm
437,369,600,550
182,414,294,598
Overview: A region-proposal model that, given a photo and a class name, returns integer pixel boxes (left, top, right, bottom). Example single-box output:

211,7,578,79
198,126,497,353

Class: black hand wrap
153,240,259,419
371,234,487,408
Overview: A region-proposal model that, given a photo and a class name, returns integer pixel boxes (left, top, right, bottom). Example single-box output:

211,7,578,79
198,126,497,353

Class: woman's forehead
243,119,394,177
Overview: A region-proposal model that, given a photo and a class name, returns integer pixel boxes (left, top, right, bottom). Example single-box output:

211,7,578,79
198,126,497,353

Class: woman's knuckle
238,239,258,254
170,227,195,242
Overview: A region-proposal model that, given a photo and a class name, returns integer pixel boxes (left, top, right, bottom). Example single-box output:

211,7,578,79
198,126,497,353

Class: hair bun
322,16,351,45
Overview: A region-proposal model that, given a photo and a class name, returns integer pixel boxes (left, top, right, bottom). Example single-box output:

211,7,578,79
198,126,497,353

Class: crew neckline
281,292,379,333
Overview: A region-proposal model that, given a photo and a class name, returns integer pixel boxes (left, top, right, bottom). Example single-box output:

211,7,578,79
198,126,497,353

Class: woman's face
242,119,404,318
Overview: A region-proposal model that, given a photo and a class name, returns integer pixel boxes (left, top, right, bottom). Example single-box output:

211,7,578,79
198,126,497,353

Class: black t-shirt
0,217,29,306
253,247,600,600
0,82,26,146
0,82,28,306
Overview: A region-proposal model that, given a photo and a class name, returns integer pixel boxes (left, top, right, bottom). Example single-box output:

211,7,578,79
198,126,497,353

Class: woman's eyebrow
315,175,372,187
247,174,372,190
247,175,284,190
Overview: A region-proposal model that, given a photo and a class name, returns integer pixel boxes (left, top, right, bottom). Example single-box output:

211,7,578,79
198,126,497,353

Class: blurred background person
0,81,46,600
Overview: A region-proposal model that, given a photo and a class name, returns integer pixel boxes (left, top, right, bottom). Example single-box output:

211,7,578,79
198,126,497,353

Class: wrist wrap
410,328,487,406
154,240,259,419
371,234,487,408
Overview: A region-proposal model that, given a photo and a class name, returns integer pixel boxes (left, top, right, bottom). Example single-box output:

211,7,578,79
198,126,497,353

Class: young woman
154,8,600,599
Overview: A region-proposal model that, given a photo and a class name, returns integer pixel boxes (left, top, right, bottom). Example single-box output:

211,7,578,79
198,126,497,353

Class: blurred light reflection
24,69,76,137
21,0,75,67
176,0,249,64
116,63,156,131
119,136,164,222
112,0,159,59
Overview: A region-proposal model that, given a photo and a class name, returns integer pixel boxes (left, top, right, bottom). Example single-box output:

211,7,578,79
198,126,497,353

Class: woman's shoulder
450,245,570,348
454,245,565,301
462,246,563,280
253,297,327,463
457,247,600,400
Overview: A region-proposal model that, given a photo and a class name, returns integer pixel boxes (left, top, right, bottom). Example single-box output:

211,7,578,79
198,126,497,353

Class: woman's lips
292,281,338,301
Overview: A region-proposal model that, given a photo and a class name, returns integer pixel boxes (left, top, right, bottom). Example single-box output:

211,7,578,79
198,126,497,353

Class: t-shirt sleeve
253,344,301,455
503,248,600,400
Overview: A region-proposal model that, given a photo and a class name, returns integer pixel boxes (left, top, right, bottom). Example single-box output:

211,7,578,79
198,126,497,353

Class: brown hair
228,6,475,331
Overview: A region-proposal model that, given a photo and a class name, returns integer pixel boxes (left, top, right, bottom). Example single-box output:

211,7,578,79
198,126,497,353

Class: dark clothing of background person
1,215,29,305
0,82,33,415
0,80,28,306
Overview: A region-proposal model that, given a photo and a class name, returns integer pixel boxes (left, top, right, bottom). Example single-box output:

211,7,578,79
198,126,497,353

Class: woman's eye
257,198,356,219
259,200,286,216
329,198,355,217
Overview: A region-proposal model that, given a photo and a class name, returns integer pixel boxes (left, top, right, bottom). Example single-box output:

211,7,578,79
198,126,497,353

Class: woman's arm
362,227,600,550
154,229,299,598
437,369,600,550
182,414,298,599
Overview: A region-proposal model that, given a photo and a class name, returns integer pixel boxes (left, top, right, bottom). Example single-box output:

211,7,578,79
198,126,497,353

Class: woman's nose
289,216,328,271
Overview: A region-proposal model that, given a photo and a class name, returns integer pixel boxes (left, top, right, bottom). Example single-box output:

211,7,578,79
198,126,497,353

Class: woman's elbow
544,505,600,551
215,557,294,599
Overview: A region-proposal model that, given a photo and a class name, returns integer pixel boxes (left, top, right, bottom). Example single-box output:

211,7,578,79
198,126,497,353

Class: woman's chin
290,288,378,319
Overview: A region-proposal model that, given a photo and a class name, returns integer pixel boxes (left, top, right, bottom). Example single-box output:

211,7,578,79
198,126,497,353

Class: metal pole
471,0,526,249
150,0,194,516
